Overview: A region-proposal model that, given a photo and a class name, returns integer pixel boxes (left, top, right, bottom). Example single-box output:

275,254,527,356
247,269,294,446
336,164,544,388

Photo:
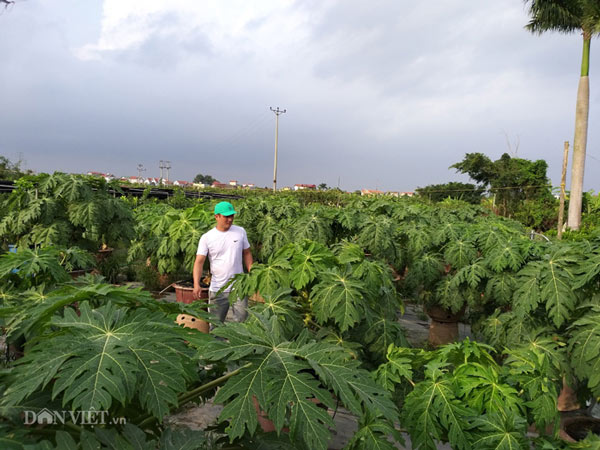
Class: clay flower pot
425,305,466,347
173,282,209,333
561,415,600,442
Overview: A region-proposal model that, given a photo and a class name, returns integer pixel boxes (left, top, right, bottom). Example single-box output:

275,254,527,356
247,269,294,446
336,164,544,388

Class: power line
415,184,555,194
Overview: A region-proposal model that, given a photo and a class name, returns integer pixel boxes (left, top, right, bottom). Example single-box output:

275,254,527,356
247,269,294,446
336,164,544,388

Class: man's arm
193,254,206,299
243,247,253,272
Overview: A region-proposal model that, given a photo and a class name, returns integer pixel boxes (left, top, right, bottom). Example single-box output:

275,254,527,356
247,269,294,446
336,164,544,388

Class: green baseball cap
214,201,236,216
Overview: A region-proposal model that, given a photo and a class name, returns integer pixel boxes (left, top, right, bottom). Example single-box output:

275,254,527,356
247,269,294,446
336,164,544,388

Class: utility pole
164,160,171,182
137,163,146,180
270,107,286,192
557,141,570,240
159,160,165,184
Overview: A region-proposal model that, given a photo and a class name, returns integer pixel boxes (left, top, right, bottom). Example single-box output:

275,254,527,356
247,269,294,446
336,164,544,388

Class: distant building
145,177,161,186
361,189,384,196
229,180,238,187
87,171,115,182
399,192,414,197
128,176,143,184
173,180,192,187
294,184,316,191
241,183,255,189
211,181,231,189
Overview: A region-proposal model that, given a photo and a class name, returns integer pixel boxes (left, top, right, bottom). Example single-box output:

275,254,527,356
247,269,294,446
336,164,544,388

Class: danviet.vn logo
23,408,126,426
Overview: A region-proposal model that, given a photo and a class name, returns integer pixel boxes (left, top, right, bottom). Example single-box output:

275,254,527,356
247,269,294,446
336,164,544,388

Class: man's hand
193,254,206,299
193,285,203,299
243,247,253,272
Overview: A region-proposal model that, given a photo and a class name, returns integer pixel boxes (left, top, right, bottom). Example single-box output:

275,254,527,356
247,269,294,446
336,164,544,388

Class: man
193,201,253,324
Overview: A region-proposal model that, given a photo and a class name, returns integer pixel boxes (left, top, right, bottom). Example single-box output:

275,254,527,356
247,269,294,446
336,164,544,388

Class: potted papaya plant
400,211,534,346
128,203,213,302
0,173,135,266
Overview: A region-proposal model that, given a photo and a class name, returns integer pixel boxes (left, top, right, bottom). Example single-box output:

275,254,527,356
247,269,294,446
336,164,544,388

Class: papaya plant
192,303,400,450
375,338,564,449
0,294,225,448
227,239,406,365
128,203,213,277
0,173,135,252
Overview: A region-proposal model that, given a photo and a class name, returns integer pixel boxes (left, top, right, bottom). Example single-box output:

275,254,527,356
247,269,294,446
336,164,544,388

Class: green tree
451,153,553,218
193,173,215,185
318,182,328,190
525,0,600,230
416,182,485,205
0,155,30,180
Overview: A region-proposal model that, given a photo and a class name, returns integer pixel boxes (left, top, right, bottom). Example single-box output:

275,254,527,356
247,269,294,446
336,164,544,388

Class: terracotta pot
251,396,323,433
95,247,114,262
428,320,459,347
69,269,90,279
252,396,287,433
173,283,209,333
425,305,465,347
174,283,208,303
425,305,465,323
561,415,600,442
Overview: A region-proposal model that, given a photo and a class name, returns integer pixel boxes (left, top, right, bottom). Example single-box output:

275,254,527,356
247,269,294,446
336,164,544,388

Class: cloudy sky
1,0,598,192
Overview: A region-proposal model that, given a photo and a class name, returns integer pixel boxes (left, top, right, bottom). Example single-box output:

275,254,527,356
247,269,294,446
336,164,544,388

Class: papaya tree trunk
567,34,591,230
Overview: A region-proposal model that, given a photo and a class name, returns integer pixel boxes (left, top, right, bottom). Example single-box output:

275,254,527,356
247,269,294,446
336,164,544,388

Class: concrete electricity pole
164,160,171,182
159,160,165,184
137,164,146,180
270,107,286,192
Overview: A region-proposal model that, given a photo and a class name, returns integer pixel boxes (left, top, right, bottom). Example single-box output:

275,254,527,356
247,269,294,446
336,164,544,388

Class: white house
294,184,316,191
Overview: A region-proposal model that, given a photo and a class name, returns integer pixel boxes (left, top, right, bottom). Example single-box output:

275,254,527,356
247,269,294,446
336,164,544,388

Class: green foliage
193,173,216,185
0,173,135,251
451,152,553,220
416,181,485,204
0,155,31,181
377,339,561,450
0,246,93,291
196,312,398,450
128,203,213,275
0,246,70,289
569,304,600,397
3,302,194,418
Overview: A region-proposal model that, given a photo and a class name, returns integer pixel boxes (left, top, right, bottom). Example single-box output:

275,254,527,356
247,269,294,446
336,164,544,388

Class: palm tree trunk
567,34,591,230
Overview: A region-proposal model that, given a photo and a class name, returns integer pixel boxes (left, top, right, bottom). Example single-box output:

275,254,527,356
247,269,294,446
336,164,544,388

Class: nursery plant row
1,172,599,448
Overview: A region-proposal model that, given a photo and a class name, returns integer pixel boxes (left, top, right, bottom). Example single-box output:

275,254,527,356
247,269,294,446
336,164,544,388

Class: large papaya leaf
345,412,404,450
512,261,542,318
502,339,562,431
468,413,529,450
291,211,333,245
200,314,397,450
287,240,337,290
485,272,517,305
452,258,490,289
310,268,366,332
536,249,579,328
2,302,192,419
228,258,291,300
444,239,477,269
402,362,474,450
453,363,522,416
569,305,600,396
484,241,525,273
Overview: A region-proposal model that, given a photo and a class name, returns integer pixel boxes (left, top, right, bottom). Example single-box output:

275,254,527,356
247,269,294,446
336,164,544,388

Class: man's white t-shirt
197,224,250,293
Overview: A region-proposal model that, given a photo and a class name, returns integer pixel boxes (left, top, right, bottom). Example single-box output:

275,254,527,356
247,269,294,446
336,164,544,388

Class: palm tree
525,0,600,229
